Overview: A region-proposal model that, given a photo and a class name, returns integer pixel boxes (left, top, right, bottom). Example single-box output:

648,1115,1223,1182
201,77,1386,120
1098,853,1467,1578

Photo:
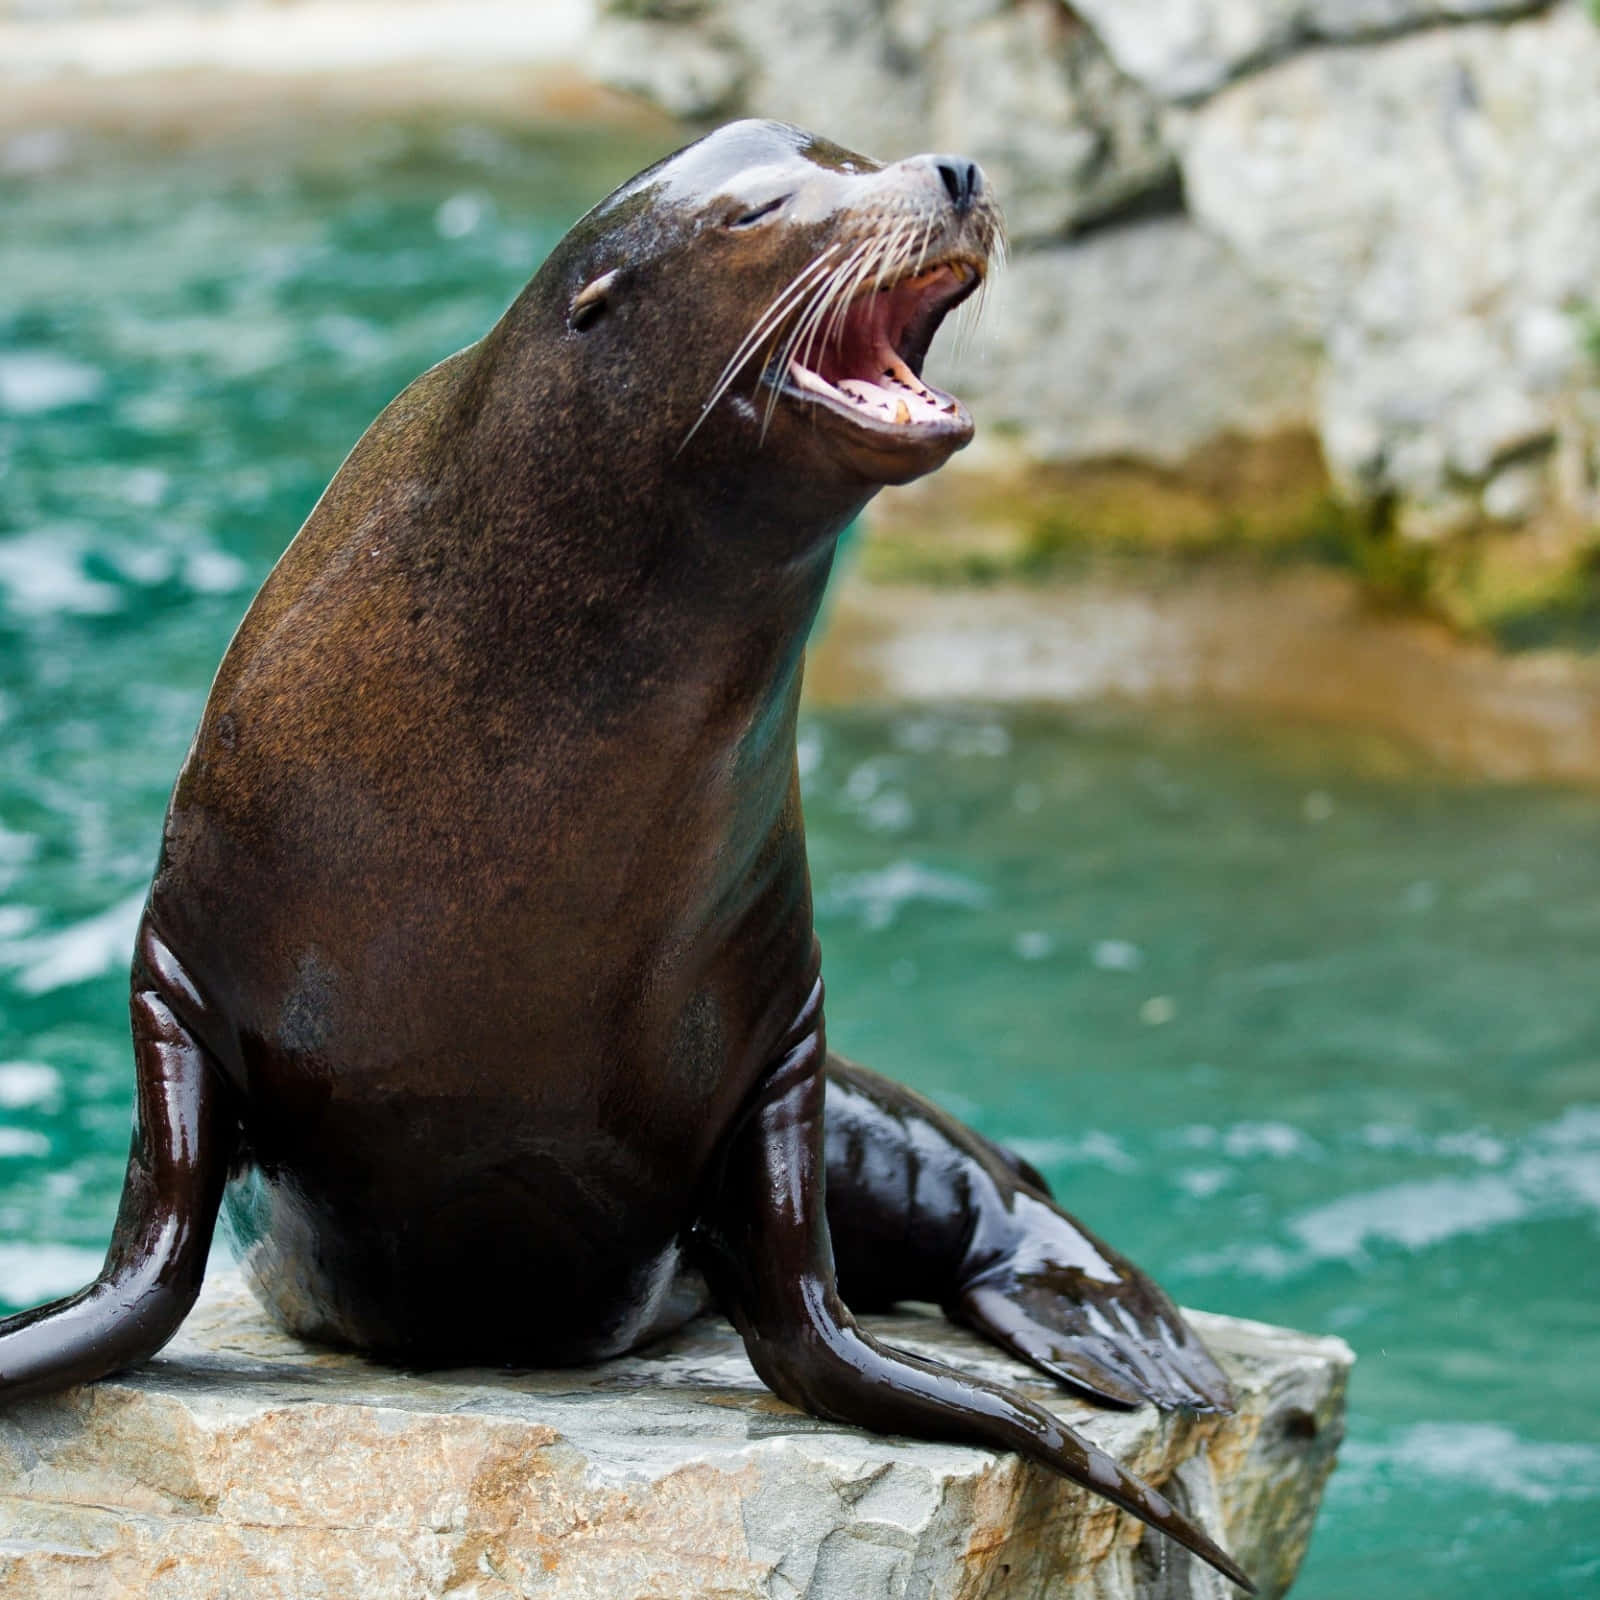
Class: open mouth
774,258,983,438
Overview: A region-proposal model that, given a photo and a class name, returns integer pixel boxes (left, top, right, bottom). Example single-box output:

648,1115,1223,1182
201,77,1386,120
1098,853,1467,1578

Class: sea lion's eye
728,196,789,229
570,270,617,332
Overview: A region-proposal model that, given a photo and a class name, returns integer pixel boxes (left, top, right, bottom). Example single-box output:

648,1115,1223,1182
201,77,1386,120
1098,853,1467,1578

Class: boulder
1067,0,1549,102
588,0,1177,243
1177,0,1600,524
0,1267,1352,1599
926,214,1317,471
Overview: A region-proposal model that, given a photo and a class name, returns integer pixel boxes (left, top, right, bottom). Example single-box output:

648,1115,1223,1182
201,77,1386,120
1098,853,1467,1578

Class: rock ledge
0,1268,1350,1599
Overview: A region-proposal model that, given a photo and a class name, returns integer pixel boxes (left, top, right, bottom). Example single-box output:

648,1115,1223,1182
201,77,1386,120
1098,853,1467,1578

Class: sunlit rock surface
1068,0,1541,100
925,216,1317,469
1178,0,1600,523
0,1268,1350,1599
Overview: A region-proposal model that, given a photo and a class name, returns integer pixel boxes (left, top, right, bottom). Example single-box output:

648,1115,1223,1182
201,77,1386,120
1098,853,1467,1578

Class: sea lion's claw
957,1189,1237,1414
958,1280,1149,1409
959,1272,1236,1414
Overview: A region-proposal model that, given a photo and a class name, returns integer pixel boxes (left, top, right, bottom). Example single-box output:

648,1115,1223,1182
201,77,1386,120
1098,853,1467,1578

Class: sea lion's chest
148,560,820,1191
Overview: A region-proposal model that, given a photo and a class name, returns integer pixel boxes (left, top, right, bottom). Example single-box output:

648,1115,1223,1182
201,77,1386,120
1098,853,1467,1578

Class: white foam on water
1176,1167,1231,1198
0,1128,49,1158
861,791,915,833
1091,938,1143,972
1185,1102,1600,1278
0,1062,61,1109
0,352,104,415
816,861,989,931
1541,1104,1600,1147
0,823,38,897
105,544,175,585
0,1243,102,1308
435,191,492,240
1341,1423,1600,1505
2,889,146,995
1005,1131,1139,1175
1517,1149,1600,1211
1222,1121,1321,1160
795,727,824,780
1182,1241,1302,1280
1290,1174,1529,1259
183,547,251,594
0,530,123,617
1433,1129,1510,1166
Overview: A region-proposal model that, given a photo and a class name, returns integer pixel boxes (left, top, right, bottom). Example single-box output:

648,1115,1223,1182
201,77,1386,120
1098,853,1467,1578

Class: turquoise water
3,120,1598,1596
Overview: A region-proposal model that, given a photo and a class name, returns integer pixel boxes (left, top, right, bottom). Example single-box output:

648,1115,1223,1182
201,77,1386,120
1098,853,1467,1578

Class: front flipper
693,987,1253,1593
0,919,236,1404
823,1056,1235,1416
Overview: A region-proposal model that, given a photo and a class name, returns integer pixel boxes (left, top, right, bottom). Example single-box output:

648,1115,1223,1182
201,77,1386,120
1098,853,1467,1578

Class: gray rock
659,0,935,158
929,0,1175,241
1069,0,1554,102
927,216,1318,468
1176,0,1600,519
585,14,748,120
590,0,1177,243
0,1267,1351,1599
590,0,1600,537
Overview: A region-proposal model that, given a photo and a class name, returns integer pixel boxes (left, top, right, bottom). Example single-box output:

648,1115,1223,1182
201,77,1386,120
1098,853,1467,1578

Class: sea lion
0,121,1250,1589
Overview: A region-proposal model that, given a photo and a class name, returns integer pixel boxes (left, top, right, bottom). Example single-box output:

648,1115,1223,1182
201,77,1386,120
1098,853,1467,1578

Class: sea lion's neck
432,341,856,668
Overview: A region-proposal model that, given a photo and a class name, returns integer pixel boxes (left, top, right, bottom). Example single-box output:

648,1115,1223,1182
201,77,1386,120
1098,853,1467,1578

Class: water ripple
1184,1106,1600,1277
1341,1423,1600,1505
0,889,146,995
815,861,990,932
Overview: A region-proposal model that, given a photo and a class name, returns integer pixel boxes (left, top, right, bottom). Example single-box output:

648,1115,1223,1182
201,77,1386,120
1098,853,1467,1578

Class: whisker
788,238,874,378
873,218,911,291
807,229,891,384
765,254,859,436
801,240,875,377
709,248,839,397
679,247,842,449
698,283,824,427
688,192,1007,450
819,241,879,363
821,231,890,372
911,211,936,279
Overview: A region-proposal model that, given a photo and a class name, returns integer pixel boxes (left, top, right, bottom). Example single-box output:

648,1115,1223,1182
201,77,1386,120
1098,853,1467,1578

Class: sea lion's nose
931,157,983,215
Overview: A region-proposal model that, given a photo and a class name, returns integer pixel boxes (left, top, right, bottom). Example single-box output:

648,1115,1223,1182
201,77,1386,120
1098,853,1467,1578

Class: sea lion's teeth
881,351,934,396
788,360,845,400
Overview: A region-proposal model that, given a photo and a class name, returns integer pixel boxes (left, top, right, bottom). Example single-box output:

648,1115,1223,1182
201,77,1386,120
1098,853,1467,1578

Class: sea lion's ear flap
569,270,618,332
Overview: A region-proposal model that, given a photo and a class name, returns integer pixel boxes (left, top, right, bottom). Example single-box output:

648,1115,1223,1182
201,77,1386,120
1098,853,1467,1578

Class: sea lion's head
493,121,1003,508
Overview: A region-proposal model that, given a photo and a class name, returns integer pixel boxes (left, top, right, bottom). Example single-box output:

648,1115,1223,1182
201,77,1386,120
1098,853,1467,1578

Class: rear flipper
0,919,236,1404
823,1055,1235,1415
692,987,1253,1593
